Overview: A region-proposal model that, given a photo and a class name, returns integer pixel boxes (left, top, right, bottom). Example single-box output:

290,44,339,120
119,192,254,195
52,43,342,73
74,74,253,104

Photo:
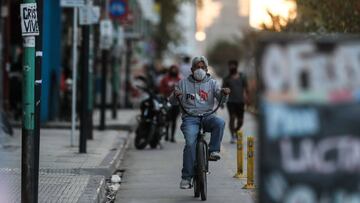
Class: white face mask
193,69,207,81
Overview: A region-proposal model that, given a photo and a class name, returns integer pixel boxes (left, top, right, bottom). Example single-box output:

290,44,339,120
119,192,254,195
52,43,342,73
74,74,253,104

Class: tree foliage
154,0,192,59
206,40,243,77
263,0,360,33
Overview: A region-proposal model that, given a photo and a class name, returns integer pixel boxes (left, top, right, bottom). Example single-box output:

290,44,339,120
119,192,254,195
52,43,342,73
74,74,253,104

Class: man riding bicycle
170,56,230,189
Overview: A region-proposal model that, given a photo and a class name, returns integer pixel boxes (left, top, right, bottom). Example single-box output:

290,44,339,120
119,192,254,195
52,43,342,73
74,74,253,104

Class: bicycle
177,95,223,201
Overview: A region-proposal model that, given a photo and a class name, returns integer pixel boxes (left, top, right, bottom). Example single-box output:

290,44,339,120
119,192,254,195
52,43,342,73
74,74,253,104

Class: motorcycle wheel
149,133,160,149
149,139,158,149
134,122,151,150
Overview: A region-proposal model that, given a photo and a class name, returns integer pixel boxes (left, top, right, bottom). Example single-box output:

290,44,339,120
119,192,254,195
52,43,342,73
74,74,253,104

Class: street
115,110,257,203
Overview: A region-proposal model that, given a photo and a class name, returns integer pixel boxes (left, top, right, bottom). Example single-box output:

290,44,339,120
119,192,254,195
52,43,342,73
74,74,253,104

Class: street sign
20,3,39,36
61,0,85,7
100,20,113,50
258,35,360,203
79,5,100,25
109,0,131,24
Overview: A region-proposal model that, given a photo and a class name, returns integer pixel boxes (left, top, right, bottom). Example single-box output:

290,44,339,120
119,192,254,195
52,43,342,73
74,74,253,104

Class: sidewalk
0,109,138,203
9,109,136,131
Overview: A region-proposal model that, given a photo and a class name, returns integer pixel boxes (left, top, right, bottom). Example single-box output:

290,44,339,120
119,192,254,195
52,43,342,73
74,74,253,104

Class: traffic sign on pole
100,20,113,50
109,0,131,24
79,5,99,25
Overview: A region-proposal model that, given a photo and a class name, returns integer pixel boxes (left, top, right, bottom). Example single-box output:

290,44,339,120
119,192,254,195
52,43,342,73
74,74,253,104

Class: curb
9,121,134,131
79,130,133,203
78,176,106,203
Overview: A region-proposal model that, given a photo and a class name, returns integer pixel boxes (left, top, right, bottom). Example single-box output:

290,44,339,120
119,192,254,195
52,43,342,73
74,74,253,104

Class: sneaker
209,151,221,161
180,179,192,189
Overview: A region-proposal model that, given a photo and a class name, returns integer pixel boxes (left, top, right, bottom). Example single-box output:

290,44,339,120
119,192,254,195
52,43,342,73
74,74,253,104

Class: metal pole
243,136,256,189
124,39,131,108
71,8,78,147
20,1,38,202
233,130,245,179
34,0,43,201
87,26,94,140
111,55,118,119
0,0,3,108
79,22,90,153
99,49,107,130
3,0,10,107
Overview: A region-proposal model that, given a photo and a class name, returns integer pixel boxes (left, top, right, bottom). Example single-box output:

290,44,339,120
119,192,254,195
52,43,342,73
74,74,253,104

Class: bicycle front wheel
193,176,200,197
197,141,208,201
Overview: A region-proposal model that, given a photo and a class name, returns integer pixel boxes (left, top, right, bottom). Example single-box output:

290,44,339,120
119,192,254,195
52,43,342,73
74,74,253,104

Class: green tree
263,0,360,33
206,40,243,77
154,0,192,59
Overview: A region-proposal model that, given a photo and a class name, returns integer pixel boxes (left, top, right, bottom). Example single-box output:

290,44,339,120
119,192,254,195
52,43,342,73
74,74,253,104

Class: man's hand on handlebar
221,88,231,96
174,90,183,98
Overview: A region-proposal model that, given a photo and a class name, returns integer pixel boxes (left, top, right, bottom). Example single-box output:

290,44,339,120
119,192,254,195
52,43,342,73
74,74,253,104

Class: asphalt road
116,110,257,203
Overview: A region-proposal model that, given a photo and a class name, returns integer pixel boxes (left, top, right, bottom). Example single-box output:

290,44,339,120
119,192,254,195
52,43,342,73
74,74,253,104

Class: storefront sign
258,35,360,203
61,0,85,7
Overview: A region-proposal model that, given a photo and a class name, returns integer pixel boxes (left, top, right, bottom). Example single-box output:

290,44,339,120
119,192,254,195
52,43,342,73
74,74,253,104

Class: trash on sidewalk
111,174,121,183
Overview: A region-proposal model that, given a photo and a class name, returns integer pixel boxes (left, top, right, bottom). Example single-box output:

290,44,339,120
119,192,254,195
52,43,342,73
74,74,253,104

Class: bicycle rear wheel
197,141,208,201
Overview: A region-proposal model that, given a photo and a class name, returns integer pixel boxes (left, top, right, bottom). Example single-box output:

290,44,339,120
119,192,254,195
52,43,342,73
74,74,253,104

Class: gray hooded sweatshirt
170,74,228,116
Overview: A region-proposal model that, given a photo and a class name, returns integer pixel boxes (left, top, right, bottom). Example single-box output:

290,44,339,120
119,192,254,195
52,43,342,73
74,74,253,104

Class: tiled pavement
0,109,138,203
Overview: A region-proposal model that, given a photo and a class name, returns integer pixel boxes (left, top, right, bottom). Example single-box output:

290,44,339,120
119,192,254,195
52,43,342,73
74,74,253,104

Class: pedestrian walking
222,60,249,143
159,65,181,142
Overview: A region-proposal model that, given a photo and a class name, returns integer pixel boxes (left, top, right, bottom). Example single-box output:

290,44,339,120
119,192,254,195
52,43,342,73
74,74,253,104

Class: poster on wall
258,34,360,203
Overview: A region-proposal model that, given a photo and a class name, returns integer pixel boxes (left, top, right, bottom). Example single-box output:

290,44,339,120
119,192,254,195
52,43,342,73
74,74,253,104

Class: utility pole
34,0,43,202
20,0,40,202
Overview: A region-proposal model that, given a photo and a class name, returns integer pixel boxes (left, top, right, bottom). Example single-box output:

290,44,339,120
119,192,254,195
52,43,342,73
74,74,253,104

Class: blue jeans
180,114,225,180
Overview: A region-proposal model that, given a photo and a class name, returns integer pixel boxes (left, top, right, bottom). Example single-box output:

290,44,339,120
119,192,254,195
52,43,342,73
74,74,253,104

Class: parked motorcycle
134,76,171,149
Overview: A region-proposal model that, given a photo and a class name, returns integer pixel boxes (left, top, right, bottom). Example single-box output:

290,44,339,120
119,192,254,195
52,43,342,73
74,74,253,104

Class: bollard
233,130,246,179
243,136,256,189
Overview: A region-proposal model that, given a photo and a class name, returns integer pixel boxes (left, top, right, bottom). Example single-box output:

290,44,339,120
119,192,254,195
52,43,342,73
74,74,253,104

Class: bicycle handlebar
176,94,224,118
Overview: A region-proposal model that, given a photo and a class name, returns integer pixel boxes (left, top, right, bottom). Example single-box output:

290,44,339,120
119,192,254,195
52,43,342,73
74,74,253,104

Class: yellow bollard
243,136,256,189
233,130,246,179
